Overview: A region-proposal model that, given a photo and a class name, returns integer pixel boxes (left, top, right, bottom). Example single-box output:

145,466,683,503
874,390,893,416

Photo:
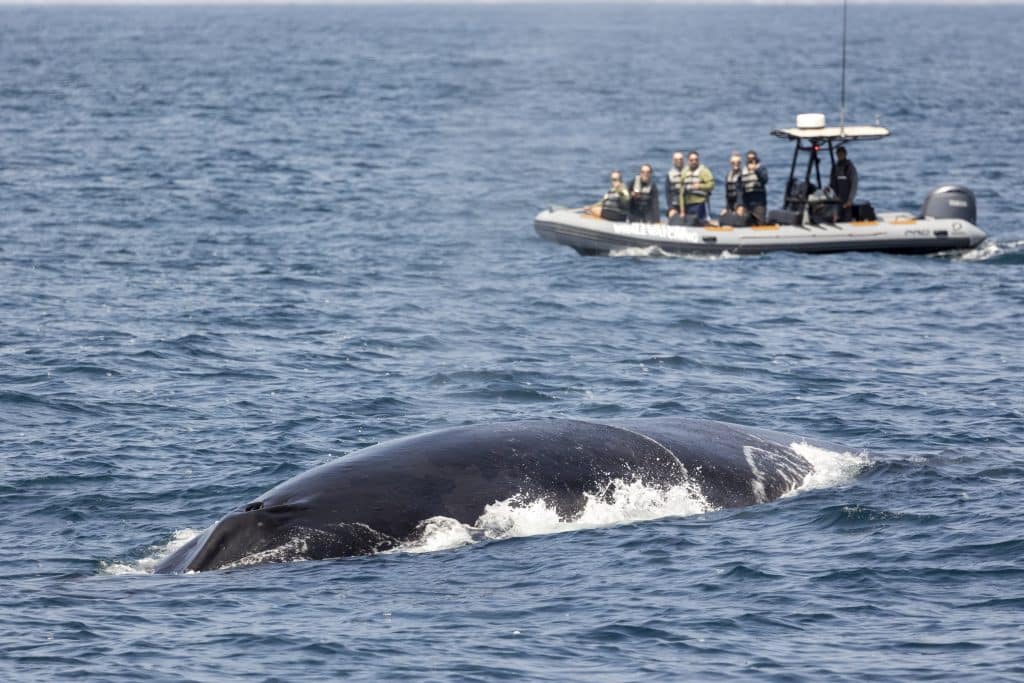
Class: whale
154,417,843,573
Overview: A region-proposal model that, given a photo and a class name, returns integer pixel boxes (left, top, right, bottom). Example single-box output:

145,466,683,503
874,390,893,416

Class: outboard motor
921,185,977,224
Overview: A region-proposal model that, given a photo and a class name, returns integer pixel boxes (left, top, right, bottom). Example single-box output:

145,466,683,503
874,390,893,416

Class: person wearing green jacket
680,151,715,224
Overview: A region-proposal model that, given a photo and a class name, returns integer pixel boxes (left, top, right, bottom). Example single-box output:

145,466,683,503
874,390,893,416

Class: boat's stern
922,185,987,248
959,220,988,249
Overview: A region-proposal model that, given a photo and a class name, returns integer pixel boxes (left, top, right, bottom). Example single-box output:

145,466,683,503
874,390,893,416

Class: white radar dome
796,113,827,129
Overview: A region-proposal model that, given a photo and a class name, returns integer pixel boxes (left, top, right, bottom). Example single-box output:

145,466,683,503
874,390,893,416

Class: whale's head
154,500,397,573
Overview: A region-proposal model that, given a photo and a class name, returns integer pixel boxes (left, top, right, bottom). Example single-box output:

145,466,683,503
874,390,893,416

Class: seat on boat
784,179,811,210
768,208,802,225
767,179,810,225
809,201,835,223
719,211,750,227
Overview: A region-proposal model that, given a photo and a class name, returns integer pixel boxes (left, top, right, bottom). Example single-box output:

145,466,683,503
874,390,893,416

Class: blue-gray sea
2,4,1023,681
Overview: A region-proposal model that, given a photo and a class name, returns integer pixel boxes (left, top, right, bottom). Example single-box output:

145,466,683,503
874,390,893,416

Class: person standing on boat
680,151,715,223
588,170,630,222
722,152,743,215
740,150,769,225
665,151,686,219
829,146,858,221
628,164,660,223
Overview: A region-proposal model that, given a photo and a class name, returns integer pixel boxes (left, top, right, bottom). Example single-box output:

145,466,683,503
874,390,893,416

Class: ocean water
2,4,1023,680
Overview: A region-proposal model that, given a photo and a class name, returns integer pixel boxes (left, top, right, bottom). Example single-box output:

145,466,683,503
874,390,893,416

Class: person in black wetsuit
628,164,660,223
740,150,769,225
829,146,858,221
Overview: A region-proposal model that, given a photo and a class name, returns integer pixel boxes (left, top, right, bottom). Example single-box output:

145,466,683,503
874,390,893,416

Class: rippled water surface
2,4,1023,681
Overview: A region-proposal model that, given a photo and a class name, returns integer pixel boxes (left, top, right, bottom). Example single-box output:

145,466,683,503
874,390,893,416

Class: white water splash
788,442,870,495
955,239,1024,262
400,516,477,554
608,245,741,260
398,478,714,555
100,528,201,576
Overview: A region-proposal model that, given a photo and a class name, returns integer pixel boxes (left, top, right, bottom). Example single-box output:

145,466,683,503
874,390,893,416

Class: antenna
840,0,847,133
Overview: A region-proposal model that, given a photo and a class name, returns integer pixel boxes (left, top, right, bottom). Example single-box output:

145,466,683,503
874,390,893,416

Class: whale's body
155,417,839,573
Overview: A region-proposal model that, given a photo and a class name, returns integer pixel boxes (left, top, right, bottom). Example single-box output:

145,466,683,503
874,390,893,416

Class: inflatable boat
534,115,988,256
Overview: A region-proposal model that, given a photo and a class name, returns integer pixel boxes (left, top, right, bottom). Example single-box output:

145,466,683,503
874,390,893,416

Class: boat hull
534,209,986,256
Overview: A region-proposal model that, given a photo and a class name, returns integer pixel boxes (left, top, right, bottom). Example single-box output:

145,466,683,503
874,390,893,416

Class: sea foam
100,528,201,576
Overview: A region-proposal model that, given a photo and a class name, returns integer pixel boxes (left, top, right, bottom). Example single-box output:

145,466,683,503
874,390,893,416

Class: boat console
769,113,891,226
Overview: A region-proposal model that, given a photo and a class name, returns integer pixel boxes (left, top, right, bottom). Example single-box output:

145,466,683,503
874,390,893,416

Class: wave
955,238,1024,263
100,528,200,576
608,245,742,260
788,442,870,496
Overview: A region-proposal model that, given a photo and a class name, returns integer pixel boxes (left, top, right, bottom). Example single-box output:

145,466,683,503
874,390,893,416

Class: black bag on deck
853,201,876,221
768,208,802,225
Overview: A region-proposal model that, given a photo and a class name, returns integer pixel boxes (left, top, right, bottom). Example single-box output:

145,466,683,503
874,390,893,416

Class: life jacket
726,168,742,207
631,176,654,210
629,176,658,222
666,167,684,205
742,166,767,203
601,186,628,221
682,166,711,205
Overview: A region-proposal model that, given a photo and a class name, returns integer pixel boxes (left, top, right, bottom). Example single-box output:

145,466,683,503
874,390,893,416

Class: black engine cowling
921,185,977,224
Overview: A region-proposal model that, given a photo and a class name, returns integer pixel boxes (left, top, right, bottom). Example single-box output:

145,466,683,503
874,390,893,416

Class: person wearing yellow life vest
680,151,715,224
665,151,686,218
587,171,630,222
628,164,660,223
